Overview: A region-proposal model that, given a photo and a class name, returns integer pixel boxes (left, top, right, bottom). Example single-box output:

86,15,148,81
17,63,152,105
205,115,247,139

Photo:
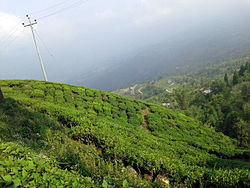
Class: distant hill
113,56,250,101
72,22,250,91
0,80,249,187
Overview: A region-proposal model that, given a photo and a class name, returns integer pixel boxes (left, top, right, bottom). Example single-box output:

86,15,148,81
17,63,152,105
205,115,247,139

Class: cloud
0,12,28,40
133,0,173,26
89,1,175,28
0,11,78,56
139,0,173,13
39,19,77,46
0,12,29,53
95,10,117,20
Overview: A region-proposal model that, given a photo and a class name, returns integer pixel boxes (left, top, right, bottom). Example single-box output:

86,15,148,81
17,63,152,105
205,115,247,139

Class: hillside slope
113,58,250,149
0,80,249,187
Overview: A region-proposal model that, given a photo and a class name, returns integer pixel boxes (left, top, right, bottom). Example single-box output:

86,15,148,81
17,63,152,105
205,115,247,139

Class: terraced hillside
0,80,249,187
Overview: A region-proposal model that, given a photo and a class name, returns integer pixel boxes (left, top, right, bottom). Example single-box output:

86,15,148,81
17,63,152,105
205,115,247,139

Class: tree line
173,62,250,147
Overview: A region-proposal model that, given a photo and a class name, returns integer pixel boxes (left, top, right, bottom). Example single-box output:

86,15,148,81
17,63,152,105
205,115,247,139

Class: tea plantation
0,80,249,187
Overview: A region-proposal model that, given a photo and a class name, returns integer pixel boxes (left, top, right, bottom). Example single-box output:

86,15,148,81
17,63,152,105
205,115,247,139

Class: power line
1,27,24,52
33,28,54,58
37,0,88,20
0,23,22,46
31,0,73,15
37,0,89,20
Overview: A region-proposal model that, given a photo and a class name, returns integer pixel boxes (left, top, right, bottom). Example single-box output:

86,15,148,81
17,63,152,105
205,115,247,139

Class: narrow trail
130,84,137,95
166,88,172,93
140,108,151,133
137,87,144,95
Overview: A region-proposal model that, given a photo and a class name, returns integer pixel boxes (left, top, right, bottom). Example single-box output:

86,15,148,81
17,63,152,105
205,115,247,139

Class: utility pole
23,15,48,81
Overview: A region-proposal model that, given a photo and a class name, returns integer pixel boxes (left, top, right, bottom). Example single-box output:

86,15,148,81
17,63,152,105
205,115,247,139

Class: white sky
0,0,250,82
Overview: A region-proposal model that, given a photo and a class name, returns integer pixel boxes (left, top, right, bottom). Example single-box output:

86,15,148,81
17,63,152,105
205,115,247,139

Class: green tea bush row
1,80,249,187
0,141,96,187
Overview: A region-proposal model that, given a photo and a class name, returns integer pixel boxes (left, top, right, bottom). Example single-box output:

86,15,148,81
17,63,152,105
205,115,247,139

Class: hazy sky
0,0,250,82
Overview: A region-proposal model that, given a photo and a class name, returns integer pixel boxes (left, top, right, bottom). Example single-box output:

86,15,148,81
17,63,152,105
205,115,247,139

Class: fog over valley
1,0,250,90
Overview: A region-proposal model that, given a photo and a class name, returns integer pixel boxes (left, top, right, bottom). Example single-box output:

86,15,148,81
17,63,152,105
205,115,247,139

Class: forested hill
0,80,249,187
114,58,250,149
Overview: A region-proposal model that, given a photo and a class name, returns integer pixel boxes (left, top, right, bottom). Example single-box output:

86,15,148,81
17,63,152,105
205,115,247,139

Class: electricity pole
23,15,48,81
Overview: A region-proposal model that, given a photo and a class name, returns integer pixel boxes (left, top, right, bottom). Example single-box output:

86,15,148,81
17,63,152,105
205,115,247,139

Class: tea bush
0,80,249,187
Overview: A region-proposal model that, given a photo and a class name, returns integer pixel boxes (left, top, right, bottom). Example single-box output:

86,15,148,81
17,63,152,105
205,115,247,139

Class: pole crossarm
23,15,48,82
23,22,37,27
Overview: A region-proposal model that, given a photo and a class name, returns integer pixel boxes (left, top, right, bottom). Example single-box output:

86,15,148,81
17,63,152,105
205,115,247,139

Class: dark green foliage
233,120,249,147
0,88,4,103
241,84,249,102
239,64,246,76
211,80,226,94
233,69,240,85
57,147,91,177
224,73,229,86
173,88,188,110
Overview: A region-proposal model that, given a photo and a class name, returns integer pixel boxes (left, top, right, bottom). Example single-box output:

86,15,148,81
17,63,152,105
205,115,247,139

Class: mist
1,0,250,89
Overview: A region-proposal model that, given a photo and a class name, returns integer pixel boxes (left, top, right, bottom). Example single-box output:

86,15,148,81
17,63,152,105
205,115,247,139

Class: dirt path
137,87,144,95
140,108,151,133
166,88,172,93
130,84,137,95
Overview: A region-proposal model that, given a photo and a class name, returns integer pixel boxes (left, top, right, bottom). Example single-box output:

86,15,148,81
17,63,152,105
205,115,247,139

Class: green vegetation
0,79,249,187
0,140,95,187
0,88,4,103
181,61,250,147
115,57,250,148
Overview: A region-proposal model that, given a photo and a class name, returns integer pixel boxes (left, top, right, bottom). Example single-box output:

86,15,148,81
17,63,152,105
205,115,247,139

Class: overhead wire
1,27,25,52
36,0,89,20
33,28,55,69
0,22,22,46
1,0,90,56
31,0,73,16
33,28,54,58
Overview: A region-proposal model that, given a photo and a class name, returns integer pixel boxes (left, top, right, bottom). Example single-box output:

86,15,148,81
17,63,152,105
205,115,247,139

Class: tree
223,111,239,138
243,103,250,122
173,88,188,110
232,70,239,85
239,65,245,76
246,62,250,72
211,80,225,94
203,103,219,127
241,84,249,102
233,120,249,147
0,88,4,103
224,73,229,86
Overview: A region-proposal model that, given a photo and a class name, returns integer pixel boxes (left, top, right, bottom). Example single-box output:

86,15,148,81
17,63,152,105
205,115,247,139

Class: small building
162,103,171,108
203,89,212,95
